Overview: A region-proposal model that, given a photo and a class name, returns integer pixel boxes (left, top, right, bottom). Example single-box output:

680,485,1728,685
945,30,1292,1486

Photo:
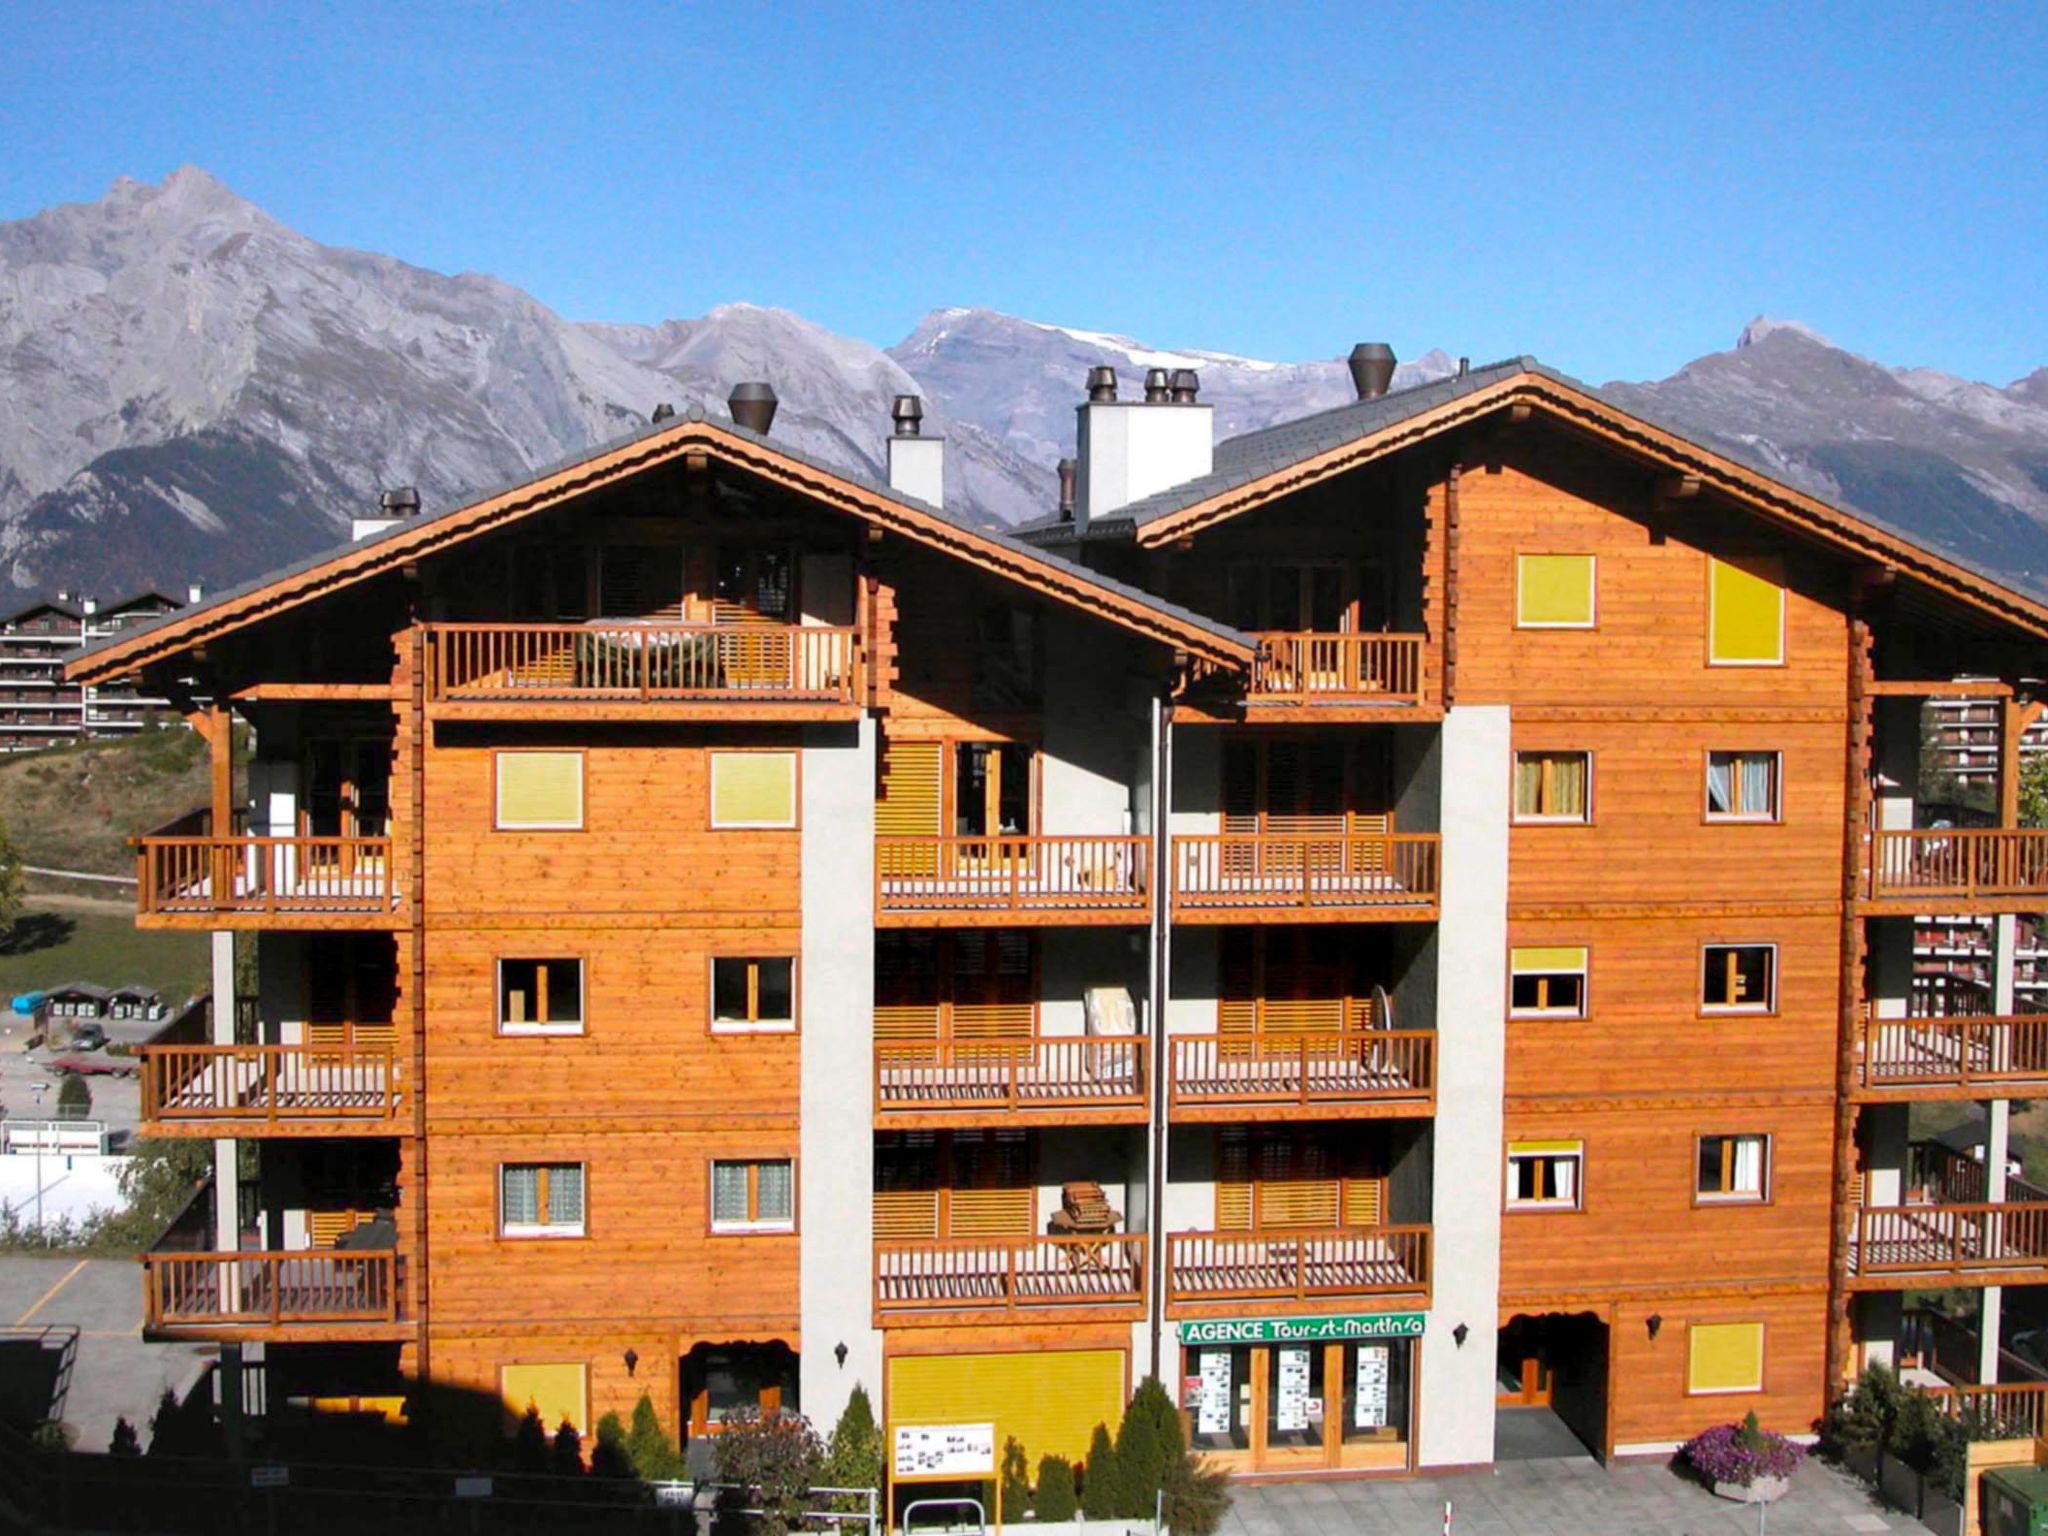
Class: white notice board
893,1422,997,1481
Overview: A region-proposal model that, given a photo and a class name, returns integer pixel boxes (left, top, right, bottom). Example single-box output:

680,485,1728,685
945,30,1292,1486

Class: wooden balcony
425,622,862,721
135,812,401,930
1865,828,2048,912
1247,633,1425,709
875,836,1151,926
1167,1030,1435,1121
1854,1012,2048,1099
142,1251,409,1342
1171,835,1440,922
875,1034,1147,1128
1846,1201,2048,1289
1929,1382,2048,1439
874,1234,1146,1324
142,1042,403,1138
1166,1226,1431,1314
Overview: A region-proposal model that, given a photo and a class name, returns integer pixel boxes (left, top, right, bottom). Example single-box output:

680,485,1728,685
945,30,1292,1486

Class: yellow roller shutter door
889,1349,1124,1466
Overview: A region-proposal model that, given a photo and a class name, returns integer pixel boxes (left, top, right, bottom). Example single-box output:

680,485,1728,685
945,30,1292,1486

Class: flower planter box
1712,1474,1789,1504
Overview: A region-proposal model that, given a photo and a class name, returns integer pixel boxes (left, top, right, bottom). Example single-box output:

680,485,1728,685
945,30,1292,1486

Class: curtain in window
1732,1138,1763,1195
501,1165,540,1225
756,1162,793,1222
1550,757,1586,818
1551,1156,1578,1204
1740,755,1773,815
713,1163,750,1224
1513,757,1544,817
1706,756,1735,814
550,1165,584,1225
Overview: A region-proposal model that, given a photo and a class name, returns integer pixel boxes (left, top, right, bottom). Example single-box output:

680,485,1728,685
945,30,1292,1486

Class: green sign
1177,1313,1425,1346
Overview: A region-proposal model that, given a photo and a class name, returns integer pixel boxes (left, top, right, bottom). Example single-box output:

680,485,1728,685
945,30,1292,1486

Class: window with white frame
1696,1134,1771,1202
1706,752,1781,822
711,957,795,1033
1513,751,1591,823
711,1159,795,1233
1506,1141,1583,1210
1701,944,1777,1014
1509,946,1588,1018
497,958,584,1034
500,1162,585,1237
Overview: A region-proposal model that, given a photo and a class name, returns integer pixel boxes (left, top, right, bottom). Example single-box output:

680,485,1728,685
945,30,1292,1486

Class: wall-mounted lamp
1452,1323,1469,1349
834,1341,849,1368
624,1348,639,1377
1646,1314,1663,1341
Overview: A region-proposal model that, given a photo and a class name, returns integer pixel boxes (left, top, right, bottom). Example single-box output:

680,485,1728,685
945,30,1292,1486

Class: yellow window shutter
1708,558,1785,664
500,1362,588,1432
1517,555,1596,627
874,1189,939,1239
711,752,796,828
1343,1177,1384,1228
1217,1132,1252,1230
877,739,942,876
1688,1322,1765,1394
496,751,583,829
1511,946,1589,973
889,1349,1123,1467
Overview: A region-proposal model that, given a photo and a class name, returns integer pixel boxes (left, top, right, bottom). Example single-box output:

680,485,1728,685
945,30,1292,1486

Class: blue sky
2,1,2042,383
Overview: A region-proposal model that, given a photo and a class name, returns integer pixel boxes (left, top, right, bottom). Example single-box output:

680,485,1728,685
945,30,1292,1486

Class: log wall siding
1457,445,1846,1448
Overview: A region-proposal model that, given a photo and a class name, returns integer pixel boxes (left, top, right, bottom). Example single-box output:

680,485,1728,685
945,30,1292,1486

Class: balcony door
303,738,392,841
307,935,398,1055
1227,563,1358,634
874,1130,1034,1241
1219,929,1377,1039
877,932,1036,1064
1217,1128,1384,1231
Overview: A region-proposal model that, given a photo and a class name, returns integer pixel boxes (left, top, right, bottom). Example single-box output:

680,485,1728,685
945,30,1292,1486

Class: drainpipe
1147,686,1174,1382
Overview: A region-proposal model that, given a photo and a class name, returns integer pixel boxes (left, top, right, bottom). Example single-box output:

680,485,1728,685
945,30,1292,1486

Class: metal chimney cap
1348,342,1398,400
728,382,779,434
1085,365,1118,404
1056,457,1078,522
1169,369,1200,404
1143,367,1172,403
650,402,677,423
380,486,421,515
891,394,925,437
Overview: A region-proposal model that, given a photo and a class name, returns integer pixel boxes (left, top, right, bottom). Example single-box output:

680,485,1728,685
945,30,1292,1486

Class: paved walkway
1224,1456,1928,1536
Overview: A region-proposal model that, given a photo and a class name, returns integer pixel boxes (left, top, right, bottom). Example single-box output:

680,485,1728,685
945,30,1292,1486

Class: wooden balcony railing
1869,828,2048,902
876,836,1150,916
427,623,860,705
874,1234,1146,1316
1172,834,1440,913
1168,1030,1435,1113
143,1251,399,1332
1167,1226,1431,1305
1858,1013,2048,1094
1907,1142,2048,1206
1850,1202,2048,1278
1929,1382,2048,1438
1249,633,1424,705
875,1034,1146,1117
142,1043,401,1126
136,813,396,919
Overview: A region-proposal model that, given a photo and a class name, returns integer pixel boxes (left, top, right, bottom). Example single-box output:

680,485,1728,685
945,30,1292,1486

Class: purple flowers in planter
1682,1413,1806,1486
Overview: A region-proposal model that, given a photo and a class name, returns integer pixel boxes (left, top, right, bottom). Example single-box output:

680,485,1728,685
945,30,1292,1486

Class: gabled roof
1,599,83,627
68,408,1256,684
1100,358,2048,641
44,982,110,1001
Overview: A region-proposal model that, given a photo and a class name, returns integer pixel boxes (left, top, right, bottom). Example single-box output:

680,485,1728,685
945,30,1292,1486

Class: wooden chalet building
70,349,2048,1478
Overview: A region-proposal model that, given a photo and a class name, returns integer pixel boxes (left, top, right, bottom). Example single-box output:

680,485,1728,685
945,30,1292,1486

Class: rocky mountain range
4,167,2048,601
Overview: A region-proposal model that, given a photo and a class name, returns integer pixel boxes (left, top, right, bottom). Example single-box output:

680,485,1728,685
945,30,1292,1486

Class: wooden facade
77,365,2048,1475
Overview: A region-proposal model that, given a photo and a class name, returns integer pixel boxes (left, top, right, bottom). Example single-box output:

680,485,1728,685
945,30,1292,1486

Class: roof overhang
1133,371,2048,642
68,419,1254,685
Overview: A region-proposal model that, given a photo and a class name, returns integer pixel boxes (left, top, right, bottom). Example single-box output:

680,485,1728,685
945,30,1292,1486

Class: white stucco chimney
1073,366,1212,529
353,486,420,542
885,395,945,509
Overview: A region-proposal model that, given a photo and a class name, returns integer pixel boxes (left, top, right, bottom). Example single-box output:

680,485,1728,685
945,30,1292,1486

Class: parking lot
1223,1456,1927,1536
1,1007,149,1146
0,1255,212,1450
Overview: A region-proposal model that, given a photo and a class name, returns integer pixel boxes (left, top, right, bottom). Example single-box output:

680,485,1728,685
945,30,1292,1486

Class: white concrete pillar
800,718,880,1426
1419,706,1510,1468
210,931,239,1252
1982,914,2019,1383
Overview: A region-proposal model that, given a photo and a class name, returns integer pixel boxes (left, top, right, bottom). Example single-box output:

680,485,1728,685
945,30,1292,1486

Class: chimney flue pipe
1143,368,1171,403
1348,342,1397,400
728,382,779,434
1056,458,1078,522
1169,369,1200,404
1085,366,1118,404
891,395,925,437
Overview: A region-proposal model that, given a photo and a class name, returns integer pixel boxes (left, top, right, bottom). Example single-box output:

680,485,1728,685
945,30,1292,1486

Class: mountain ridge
4,168,2047,598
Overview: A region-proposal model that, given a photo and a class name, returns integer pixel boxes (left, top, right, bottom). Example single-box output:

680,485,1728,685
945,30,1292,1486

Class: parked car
68,1022,107,1051
44,1054,135,1079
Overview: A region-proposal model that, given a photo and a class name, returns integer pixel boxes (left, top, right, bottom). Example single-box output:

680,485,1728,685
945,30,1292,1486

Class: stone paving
1222,1455,1930,1536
